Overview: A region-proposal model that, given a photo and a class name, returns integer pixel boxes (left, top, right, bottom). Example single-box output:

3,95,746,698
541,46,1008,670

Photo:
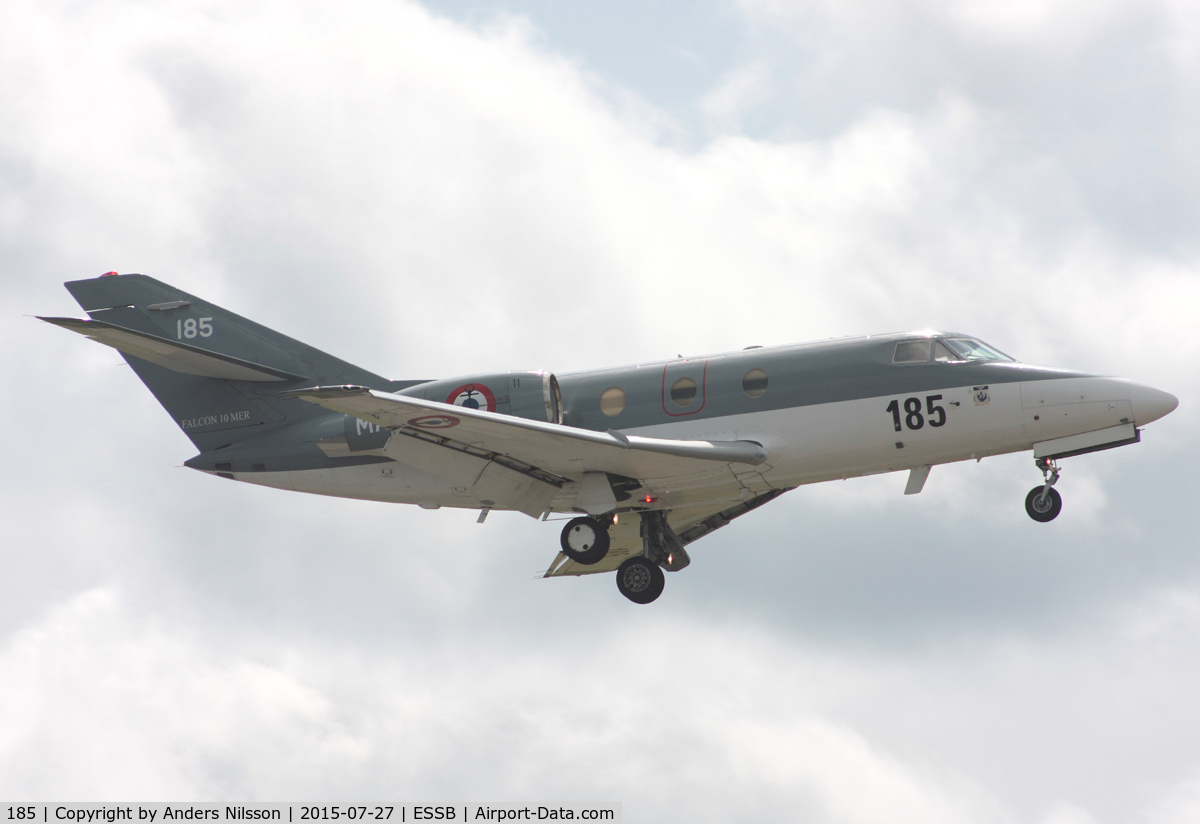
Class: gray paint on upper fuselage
557,332,1092,433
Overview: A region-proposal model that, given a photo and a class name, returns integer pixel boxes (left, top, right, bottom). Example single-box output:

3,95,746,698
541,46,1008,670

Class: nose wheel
560,516,611,565
1026,458,1063,522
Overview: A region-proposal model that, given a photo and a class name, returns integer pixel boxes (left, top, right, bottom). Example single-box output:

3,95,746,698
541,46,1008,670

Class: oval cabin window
670,377,697,407
599,386,626,417
742,368,768,398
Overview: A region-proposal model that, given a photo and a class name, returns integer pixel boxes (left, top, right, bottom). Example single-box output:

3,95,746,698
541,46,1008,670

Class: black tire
1025,486,1062,522
560,517,610,565
616,557,665,604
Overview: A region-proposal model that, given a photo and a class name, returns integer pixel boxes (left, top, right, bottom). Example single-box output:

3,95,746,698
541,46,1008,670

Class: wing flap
472,460,560,518
40,316,305,382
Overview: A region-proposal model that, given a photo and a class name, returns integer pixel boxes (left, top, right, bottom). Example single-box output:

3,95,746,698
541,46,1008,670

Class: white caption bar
1,805,621,824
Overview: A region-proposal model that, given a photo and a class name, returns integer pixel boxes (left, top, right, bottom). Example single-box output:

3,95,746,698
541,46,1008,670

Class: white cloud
7,582,1200,821
1140,773,1200,824
947,0,1131,44
699,60,773,132
9,0,1196,390
1038,804,1100,824
0,587,1014,821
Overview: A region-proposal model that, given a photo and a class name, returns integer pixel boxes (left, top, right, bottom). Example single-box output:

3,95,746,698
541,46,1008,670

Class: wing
286,385,767,479
285,385,769,517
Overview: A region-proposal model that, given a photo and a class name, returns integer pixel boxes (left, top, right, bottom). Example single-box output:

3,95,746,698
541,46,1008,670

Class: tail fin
43,273,398,452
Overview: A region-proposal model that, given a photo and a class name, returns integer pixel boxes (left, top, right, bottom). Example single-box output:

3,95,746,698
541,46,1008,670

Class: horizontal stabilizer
39,316,305,382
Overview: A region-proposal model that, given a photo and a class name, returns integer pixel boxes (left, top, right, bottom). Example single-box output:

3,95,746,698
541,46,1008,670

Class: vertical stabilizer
55,274,401,451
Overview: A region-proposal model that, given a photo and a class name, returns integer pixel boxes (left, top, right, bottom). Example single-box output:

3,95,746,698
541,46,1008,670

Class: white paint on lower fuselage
626,376,1135,491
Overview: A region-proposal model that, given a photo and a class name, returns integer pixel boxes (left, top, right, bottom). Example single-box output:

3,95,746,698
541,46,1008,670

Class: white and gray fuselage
224,332,1177,516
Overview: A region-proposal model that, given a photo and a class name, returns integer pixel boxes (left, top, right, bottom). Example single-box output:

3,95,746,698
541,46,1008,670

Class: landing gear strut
560,516,611,565
1025,457,1062,522
611,510,689,604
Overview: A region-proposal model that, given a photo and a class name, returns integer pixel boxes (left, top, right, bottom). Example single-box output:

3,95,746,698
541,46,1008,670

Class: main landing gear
615,510,688,605
616,556,665,604
557,510,686,605
1025,457,1063,522
559,516,611,565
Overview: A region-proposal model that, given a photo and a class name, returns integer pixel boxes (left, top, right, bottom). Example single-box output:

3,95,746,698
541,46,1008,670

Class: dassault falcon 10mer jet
42,273,1178,604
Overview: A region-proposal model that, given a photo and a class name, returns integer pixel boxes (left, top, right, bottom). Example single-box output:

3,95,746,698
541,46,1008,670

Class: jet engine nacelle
399,371,563,424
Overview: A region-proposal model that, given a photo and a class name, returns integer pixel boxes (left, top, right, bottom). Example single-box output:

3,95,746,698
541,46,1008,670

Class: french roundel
446,383,497,412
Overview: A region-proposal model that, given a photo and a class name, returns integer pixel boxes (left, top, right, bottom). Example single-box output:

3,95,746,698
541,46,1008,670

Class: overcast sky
2,0,1199,821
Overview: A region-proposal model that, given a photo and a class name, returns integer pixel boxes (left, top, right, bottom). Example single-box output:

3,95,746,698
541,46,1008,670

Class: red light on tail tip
100,271,119,277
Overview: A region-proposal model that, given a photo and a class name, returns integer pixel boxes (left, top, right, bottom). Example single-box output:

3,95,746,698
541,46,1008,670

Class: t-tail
40,273,413,454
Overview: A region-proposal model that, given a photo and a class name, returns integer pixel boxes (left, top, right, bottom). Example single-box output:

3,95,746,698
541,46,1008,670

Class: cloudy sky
3,0,1199,820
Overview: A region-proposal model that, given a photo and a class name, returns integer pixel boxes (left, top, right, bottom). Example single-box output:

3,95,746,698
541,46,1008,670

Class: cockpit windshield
942,338,1014,362
892,337,1015,364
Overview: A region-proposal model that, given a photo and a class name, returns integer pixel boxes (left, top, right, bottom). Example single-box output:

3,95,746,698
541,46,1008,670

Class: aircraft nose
1128,382,1179,425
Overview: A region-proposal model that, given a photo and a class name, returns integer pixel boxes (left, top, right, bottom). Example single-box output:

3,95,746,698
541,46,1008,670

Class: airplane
41,273,1179,604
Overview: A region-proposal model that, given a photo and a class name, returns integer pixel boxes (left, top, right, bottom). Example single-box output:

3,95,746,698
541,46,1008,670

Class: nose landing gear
1025,458,1063,522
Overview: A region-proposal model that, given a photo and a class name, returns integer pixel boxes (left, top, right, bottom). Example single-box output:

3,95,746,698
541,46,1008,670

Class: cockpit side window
943,338,1015,362
893,340,931,363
